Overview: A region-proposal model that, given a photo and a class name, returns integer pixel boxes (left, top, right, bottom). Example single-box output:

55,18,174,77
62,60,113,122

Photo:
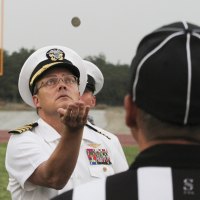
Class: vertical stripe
106,170,138,200
132,31,184,101
182,21,188,29
137,167,173,200
184,34,192,124
73,178,106,200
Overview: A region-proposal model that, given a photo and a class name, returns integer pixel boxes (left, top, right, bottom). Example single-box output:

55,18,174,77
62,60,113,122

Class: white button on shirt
5,118,128,200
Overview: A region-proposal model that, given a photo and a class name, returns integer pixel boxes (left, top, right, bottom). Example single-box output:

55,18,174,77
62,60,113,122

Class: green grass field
0,143,11,200
0,143,139,200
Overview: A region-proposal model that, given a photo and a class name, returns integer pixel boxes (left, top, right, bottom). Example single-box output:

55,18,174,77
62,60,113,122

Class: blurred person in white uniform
81,60,104,124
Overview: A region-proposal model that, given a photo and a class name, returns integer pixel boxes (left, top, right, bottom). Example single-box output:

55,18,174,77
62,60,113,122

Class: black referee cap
130,21,200,125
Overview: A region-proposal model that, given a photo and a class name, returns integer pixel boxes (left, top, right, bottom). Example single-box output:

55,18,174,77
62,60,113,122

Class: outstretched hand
57,101,90,131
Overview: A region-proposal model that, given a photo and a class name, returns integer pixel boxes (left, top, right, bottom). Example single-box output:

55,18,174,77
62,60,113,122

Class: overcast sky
3,0,200,64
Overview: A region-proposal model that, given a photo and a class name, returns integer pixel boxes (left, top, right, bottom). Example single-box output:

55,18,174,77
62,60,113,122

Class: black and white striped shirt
52,144,200,200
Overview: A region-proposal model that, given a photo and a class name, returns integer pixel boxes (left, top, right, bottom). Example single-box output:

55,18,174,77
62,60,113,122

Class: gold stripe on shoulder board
8,122,38,134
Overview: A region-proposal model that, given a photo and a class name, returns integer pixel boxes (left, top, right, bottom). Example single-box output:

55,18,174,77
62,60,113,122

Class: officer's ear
90,95,96,108
124,95,137,128
32,95,41,108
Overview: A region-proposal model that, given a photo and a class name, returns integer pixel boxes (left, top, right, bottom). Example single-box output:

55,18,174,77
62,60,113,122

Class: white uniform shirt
5,118,128,200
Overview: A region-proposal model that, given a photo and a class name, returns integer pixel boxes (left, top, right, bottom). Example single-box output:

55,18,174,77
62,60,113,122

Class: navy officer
5,45,89,200
5,46,128,200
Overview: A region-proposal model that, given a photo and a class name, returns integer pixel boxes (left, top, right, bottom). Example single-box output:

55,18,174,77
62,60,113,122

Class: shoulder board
9,122,38,134
86,123,111,140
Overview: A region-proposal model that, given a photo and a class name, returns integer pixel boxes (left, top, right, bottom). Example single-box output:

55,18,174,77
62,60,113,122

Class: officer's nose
58,84,67,90
57,79,67,90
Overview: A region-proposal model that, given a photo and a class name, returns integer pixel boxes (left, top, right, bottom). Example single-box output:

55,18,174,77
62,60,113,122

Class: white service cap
18,45,87,107
83,60,104,95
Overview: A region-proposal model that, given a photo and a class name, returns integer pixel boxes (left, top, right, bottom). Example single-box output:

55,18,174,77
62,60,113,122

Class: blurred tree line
0,48,130,106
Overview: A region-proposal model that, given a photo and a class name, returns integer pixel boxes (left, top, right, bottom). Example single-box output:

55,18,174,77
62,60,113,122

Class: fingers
75,103,90,124
69,105,79,122
79,104,90,123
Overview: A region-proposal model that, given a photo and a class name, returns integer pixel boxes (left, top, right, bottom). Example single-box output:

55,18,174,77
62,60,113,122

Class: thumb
57,108,66,117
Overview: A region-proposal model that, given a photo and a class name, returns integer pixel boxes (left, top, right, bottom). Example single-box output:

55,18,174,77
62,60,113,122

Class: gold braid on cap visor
29,62,63,87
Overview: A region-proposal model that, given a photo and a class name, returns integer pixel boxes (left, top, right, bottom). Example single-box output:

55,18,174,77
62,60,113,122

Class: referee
52,21,200,200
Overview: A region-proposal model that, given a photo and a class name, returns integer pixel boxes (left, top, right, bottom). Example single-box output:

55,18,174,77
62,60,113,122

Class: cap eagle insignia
46,49,65,62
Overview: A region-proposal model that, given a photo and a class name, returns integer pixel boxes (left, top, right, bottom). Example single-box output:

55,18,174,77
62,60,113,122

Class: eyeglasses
35,75,78,93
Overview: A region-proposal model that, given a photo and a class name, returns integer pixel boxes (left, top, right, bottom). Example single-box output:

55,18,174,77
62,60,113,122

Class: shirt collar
36,118,61,142
36,119,100,144
130,144,200,170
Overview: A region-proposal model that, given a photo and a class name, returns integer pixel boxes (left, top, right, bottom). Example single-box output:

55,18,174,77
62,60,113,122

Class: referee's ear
124,95,137,128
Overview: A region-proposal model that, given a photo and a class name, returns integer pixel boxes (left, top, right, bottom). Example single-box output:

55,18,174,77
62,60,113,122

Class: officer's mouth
56,94,71,100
